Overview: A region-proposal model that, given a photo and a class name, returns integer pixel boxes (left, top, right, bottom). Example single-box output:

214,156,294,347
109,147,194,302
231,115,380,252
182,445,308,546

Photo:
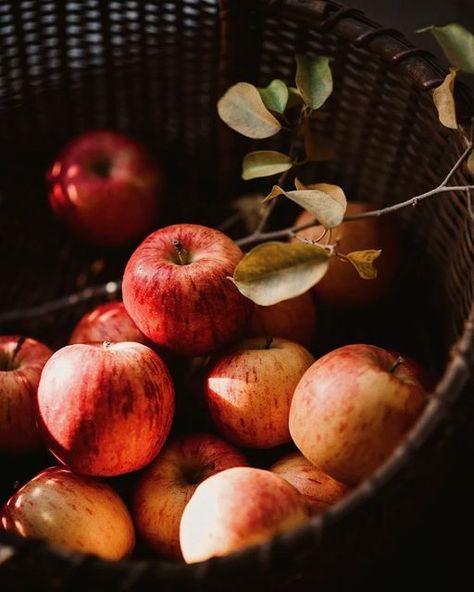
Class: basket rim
1,0,474,586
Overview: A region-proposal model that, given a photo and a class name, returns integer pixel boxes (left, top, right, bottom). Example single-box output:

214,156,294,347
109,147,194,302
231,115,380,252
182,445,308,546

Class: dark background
349,1,473,589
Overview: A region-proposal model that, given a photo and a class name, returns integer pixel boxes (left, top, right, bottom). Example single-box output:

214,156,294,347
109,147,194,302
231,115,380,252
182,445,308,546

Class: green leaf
418,24,474,74
295,55,333,110
432,68,458,129
242,151,293,180
217,82,282,139
231,241,330,305
345,250,382,280
264,181,346,228
468,151,474,176
287,87,304,109
258,80,289,114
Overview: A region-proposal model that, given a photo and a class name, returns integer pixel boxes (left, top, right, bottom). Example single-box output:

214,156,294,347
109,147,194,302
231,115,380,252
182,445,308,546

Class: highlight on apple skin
179,467,310,563
205,337,314,448
69,300,148,345
289,344,428,485
1,466,135,560
37,341,175,477
122,223,252,356
47,130,163,247
0,336,53,454
133,432,248,560
270,451,348,515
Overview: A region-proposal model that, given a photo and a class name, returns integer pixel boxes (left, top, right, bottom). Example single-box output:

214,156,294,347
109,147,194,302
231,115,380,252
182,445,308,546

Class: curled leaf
264,181,346,228
418,24,474,74
345,250,382,280
258,80,289,114
295,55,333,110
242,151,293,180
432,68,458,129
231,194,264,233
231,241,330,305
467,151,474,176
217,82,282,139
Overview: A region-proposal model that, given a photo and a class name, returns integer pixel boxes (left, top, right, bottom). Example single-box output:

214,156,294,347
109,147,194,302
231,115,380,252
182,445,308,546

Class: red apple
294,202,399,308
0,336,53,454
47,130,163,246
270,451,348,515
69,300,148,345
122,224,252,356
205,337,314,448
247,291,317,348
133,432,247,560
37,342,174,476
180,467,309,563
1,466,135,560
289,344,428,484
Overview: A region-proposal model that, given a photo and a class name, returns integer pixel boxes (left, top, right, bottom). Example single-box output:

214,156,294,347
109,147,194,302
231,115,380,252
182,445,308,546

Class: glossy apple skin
248,291,317,348
122,224,252,356
289,344,427,485
47,130,162,246
0,336,53,454
37,342,174,476
294,202,399,308
206,337,314,448
180,467,309,563
270,451,348,515
133,433,247,560
1,467,135,560
69,301,148,345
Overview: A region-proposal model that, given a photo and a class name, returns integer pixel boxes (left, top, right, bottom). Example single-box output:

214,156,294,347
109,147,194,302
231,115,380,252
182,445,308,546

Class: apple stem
389,356,405,373
264,336,273,349
172,239,188,265
10,336,26,369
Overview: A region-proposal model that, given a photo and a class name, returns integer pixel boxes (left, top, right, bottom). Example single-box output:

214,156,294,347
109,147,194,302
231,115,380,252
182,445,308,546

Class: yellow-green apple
133,433,247,560
47,130,163,246
270,451,347,515
0,336,53,454
37,342,174,476
122,224,252,356
294,202,399,308
247,292,317,348
205,337,314,448
69,301,148,345
289,344,428,484
180,467,309,563
1,466,135,560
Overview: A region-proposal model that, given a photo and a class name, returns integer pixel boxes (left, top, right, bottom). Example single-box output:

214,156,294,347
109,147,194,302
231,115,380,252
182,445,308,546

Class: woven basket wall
0,1,474,590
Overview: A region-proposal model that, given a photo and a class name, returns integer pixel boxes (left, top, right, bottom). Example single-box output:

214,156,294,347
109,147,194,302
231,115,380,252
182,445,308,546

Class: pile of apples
0,131,429,564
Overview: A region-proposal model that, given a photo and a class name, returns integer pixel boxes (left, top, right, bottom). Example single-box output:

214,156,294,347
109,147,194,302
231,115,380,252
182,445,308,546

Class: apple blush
122,223,252,356
289,344,428,484
47,130,163,246
37,341,175,477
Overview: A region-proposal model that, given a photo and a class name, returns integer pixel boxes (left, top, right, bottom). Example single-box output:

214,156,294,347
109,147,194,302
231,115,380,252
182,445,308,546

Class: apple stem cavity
389,356,405,374
90,157,112,179
265,336,274,350
1,336,26,371
172,239,189,266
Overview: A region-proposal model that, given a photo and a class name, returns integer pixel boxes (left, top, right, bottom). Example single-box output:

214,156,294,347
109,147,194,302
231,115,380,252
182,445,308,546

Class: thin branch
440,143,473,187
344,185,474,221
0,281,122,324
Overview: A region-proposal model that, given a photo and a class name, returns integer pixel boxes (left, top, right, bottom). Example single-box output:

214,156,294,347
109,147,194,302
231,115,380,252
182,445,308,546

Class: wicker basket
1,0,474,590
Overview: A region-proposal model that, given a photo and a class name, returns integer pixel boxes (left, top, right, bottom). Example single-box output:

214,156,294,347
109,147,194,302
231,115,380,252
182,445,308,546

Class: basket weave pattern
0,1,473,590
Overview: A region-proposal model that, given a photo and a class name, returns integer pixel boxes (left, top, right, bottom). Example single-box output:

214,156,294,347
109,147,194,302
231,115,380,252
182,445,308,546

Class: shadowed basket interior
0,1,473,590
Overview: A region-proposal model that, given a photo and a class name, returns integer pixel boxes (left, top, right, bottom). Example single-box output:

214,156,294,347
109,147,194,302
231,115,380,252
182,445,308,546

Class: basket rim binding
1,0,474,586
